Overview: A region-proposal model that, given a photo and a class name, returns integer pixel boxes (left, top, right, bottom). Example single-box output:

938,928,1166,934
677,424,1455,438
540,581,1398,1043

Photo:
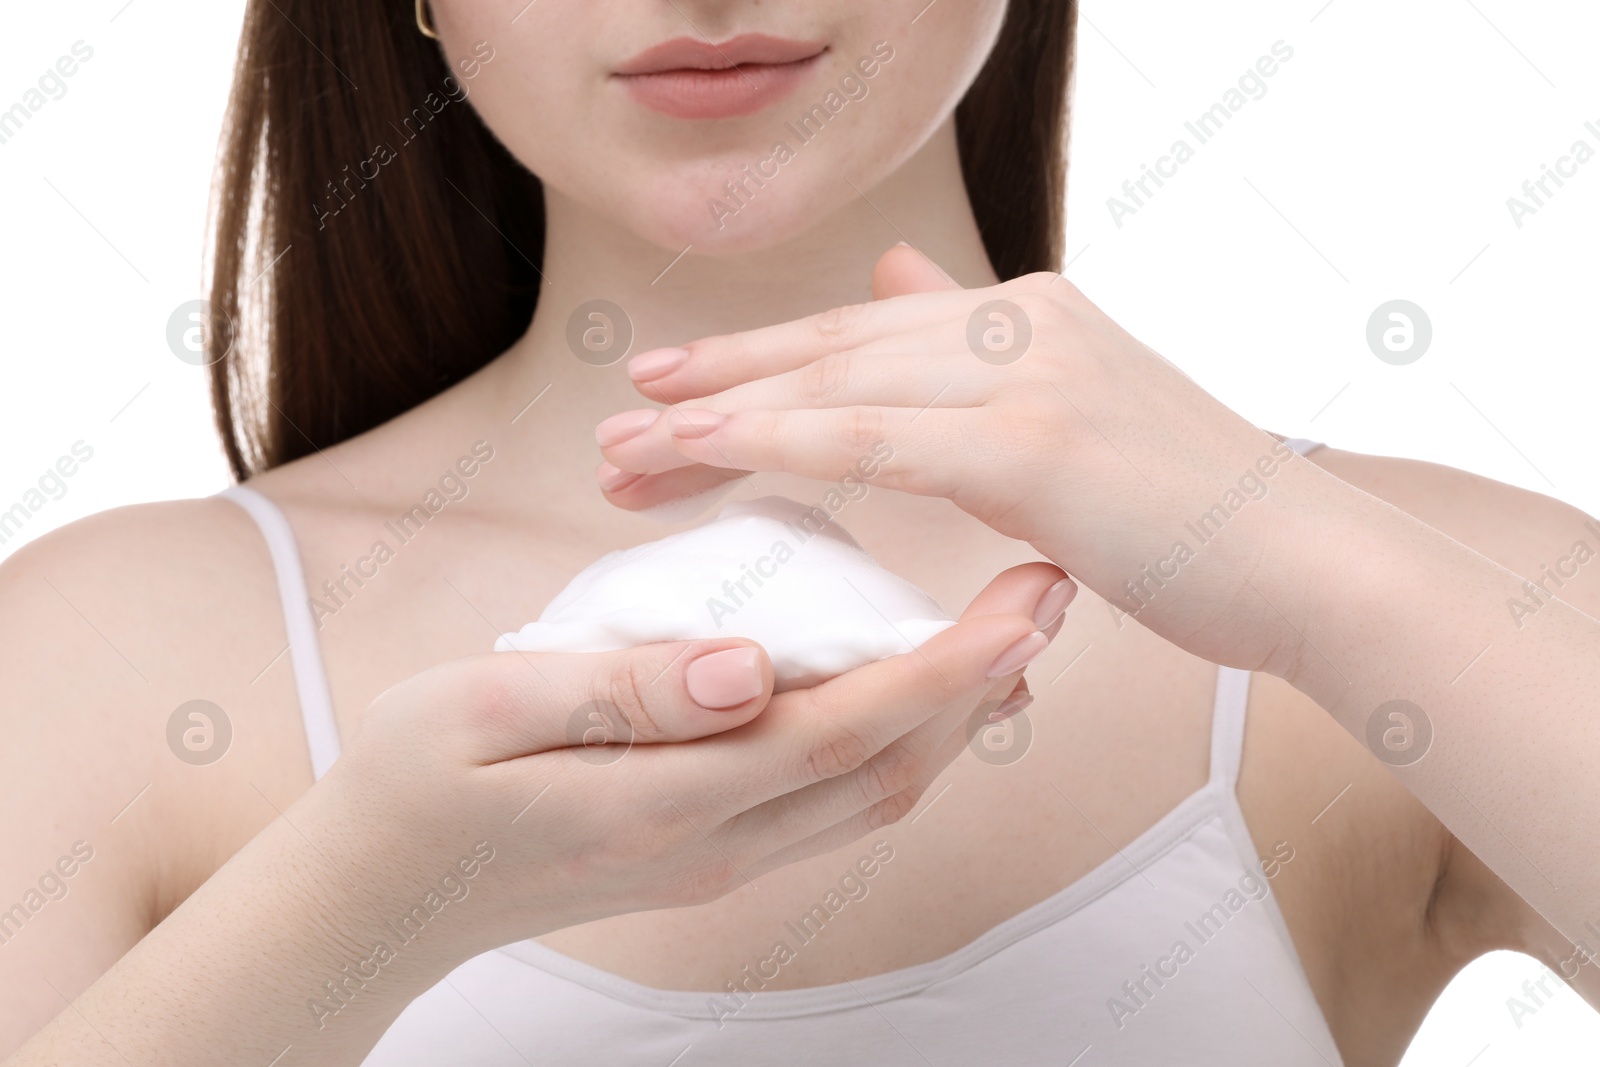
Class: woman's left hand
596,250,1600,966
594,245,1342,675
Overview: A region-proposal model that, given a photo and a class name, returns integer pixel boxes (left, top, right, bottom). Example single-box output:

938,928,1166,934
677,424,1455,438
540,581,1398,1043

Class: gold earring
416,0,440,39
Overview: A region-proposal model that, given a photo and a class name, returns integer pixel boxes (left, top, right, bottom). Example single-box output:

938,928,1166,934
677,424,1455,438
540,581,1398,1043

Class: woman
3,0,1598,1063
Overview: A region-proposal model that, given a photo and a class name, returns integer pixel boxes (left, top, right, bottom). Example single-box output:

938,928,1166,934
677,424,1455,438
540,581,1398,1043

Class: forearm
3,783,472,1066
1272,473,1600,941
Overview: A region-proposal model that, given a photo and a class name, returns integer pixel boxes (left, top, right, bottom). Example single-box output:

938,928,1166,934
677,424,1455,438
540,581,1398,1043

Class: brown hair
207,0,1077,480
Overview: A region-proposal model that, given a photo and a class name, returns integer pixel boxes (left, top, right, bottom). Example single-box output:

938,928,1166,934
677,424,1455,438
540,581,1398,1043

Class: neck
484,117,996,423
446,118,997,530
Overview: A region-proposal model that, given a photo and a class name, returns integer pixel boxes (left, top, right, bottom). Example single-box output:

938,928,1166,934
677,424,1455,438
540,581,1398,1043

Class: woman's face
432,0,1009,254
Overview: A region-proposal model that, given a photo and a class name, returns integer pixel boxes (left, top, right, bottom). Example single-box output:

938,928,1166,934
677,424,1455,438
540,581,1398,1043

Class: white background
2,1,1596,1061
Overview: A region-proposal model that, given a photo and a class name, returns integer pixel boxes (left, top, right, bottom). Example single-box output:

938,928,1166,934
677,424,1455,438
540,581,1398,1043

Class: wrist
291,765,513,977
1247,457,1393,706
1253,458,1487,721
59,777,479,1064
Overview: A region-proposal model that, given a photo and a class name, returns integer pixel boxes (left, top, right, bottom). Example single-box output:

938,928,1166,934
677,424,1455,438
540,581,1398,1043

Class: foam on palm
495,497,956,690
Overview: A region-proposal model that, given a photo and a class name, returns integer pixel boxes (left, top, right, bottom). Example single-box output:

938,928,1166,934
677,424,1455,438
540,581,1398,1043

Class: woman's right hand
3,562,1065,1067
310,560,1067,967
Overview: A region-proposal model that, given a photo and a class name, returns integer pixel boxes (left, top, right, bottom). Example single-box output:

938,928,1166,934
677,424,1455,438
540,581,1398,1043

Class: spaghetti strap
218,485,342,780
1206,433,1318,785
1281,437,1325,458
1207,665,1252,793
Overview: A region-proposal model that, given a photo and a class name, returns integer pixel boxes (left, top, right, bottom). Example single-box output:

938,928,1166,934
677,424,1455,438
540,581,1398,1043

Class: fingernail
988,631,1048,678
1032,578,1077,629
628,347,688,383
1041,611,1066,643
668,409,726,438
595,409,659,447
596,462,643,493
686,647,765,709
993,690,1034,721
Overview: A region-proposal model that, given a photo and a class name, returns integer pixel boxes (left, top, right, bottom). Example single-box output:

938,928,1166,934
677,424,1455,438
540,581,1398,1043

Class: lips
614,33,828,120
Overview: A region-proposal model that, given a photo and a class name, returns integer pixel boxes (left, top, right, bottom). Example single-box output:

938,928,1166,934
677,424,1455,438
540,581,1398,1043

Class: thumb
397,640,775,765
871,242,963,300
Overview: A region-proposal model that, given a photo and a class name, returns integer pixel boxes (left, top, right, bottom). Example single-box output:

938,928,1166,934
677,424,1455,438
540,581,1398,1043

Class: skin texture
3,1,1599,1064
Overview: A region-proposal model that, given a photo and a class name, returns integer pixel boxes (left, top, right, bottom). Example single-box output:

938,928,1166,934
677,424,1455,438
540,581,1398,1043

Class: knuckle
861,746,919,802
793,354,852,406
600,657,665,740
839,406,886,455
1017,270,1067,294
1005,271,1081,314
1008,289,1060,328
805,716,878,782
864,787,921,831
813,302,869,344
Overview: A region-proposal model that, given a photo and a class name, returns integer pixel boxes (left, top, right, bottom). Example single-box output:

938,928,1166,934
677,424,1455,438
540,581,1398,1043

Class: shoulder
0,488,323,816
0,494,296,707
0,494,285,719
0,495,316,1024
5,493,266,607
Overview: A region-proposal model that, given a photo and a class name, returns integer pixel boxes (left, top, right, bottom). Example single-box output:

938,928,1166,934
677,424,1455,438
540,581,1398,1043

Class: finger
994,676,1032,719
683,611,1045,823
730,670,1018,864
727,566,1062,840
959,562,1075,629
658,406,975,500
597,460,747,513
625,288,969,404
598,347,979,476
871,242,962,300
628,265,1057,405
736,673,1034,875
743,795,920,881
631,260,1057,405
746,695,1026,881
407,639,776,764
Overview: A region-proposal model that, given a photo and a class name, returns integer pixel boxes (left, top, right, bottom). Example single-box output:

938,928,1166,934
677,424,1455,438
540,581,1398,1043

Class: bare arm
0,501,434,1061
593,253,1600,998
0,502,270,1054
2,498,1056,1064
1295,445,1600,1006
595,257,1600,949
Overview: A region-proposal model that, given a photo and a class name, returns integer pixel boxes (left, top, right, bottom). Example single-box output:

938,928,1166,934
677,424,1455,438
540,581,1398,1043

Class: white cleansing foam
495,496,956,690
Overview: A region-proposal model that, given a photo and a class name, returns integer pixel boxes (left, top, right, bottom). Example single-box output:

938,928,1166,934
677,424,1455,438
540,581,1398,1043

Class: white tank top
218,437,1343,1065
